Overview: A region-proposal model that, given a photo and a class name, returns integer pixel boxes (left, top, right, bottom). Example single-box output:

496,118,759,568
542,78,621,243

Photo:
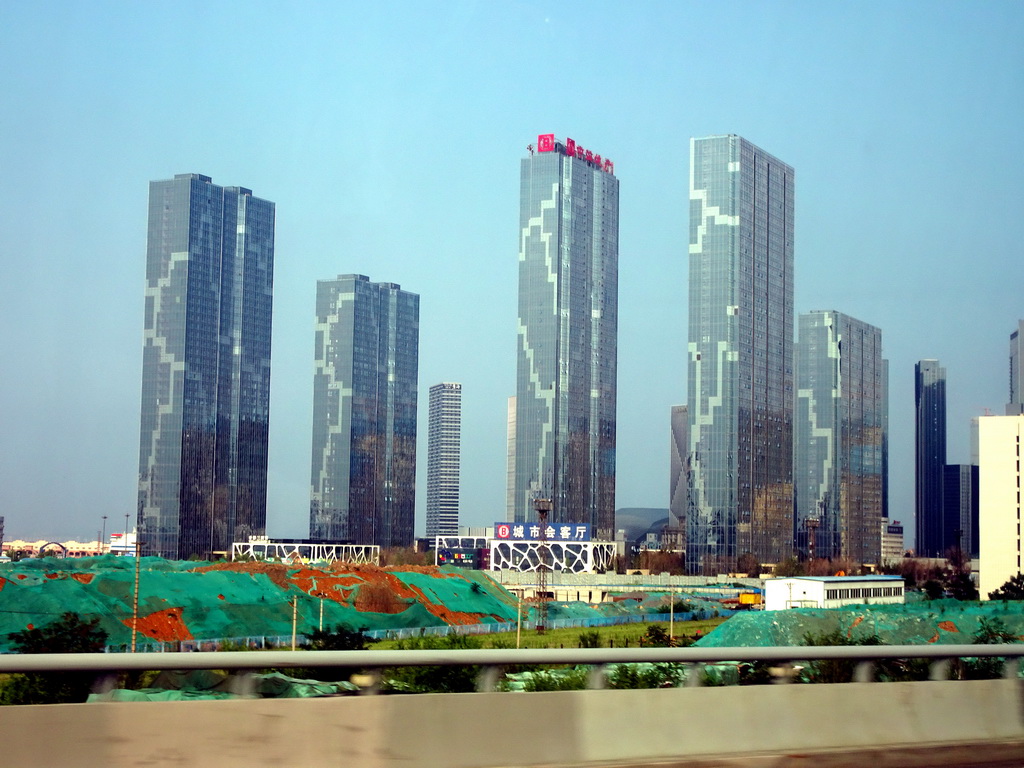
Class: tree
736,552,760,577
946,572,979,601
773,557,804,577
291,624,370,682
963,617,1018,679
382,634,483,693
0,613,108,704
989,573,1024,601
639,624,671,647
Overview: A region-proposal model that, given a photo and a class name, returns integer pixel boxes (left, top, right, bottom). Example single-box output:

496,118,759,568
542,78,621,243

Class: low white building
764,575,905,610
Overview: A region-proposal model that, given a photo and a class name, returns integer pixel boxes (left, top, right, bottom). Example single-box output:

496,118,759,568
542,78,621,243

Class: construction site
3,554,1024,653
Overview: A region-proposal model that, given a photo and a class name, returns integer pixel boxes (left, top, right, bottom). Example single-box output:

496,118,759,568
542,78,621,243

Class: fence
104,610,735,651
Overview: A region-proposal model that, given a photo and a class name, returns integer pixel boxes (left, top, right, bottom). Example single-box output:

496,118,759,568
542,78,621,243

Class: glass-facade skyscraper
915,359,947,557
426,382,461,538
512,134,618,539
309,274,419,548
794,311,886,565
137,173,275,560
686,135,795,574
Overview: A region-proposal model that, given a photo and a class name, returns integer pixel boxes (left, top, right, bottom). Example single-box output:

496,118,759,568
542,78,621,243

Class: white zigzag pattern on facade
140,250,189,512
689,187,739,255
517,182,560,505
489,541,616,573
313,292,354,505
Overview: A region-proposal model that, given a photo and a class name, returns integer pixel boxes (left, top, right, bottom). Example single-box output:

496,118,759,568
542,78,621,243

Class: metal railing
3,644,1024,694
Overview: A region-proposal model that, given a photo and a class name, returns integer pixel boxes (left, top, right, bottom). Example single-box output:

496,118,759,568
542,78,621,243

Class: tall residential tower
512,134,619,539
426,382,462,538
137,174,275,560
309,275,419,548
794,311,886,565
686,135,795,574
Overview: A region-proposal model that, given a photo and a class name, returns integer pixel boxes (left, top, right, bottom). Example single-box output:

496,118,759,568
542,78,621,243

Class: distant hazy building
915,359,947,557
512,134,619,539
426,382,462,538
686,135,795,573
309,275,419,548
977,415,1024,599
667,405,688,550
880,519,905,564
137,174,275,560
944,464,979,560
1008,320,1024,415
795,311,885,565
882,359,890,521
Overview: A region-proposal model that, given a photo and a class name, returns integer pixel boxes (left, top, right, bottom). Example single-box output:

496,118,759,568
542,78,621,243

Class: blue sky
1,1,1021,545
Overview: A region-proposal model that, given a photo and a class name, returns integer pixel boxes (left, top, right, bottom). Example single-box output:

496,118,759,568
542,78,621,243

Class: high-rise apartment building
512,134,619,539
137,174,275,560
686,135,795,573
915,359,947,557
309,275,419,548
1008,320,1024,415
977,415,1024,599
426,382,461,538
794,311,886,565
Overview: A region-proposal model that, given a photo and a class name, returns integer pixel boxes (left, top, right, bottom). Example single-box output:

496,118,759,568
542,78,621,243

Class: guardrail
3,646,1024,767
4,643,1024,692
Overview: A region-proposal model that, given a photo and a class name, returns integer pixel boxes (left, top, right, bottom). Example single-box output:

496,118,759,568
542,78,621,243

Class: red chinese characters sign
536,133,614,174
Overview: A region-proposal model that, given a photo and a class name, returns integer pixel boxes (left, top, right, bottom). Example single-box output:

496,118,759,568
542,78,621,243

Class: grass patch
368,617,727,650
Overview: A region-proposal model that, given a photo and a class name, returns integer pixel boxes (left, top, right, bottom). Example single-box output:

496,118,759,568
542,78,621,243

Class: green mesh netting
695,600,1024,647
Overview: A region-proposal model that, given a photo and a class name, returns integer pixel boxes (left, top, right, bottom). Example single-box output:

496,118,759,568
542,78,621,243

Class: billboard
493,522,591,542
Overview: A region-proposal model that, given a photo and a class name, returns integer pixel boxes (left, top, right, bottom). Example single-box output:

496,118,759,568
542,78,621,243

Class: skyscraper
944,463,979,560
1007,320,1024,415
794,311,886,565
426,382,461,538
512,133,619,539
137,173,275,560
686,135,795,574
309,275,419,548
915,359,947,557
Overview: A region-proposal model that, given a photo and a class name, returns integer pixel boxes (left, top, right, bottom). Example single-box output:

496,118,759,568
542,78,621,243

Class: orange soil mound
192,561,293,590
404,583,493,625
71,573,94,584
288,568,366,603
937,621,958,632
191,560,482,624
125,607,193,643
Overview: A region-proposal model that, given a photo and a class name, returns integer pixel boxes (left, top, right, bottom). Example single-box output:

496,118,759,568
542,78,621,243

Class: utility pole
534,497,552,634
131,537,142,652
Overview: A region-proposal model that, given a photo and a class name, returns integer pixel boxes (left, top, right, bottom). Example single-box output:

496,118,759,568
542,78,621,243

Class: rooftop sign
536,134,614,174
494,521,591,542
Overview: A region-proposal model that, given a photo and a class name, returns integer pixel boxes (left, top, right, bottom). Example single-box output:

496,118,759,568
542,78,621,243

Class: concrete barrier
2,679,1023,767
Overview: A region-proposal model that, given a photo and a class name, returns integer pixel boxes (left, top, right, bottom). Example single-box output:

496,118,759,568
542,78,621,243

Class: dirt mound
126,607,193,643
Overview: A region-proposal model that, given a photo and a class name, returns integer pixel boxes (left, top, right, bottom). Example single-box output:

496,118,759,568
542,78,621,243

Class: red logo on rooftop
536,134,613,174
